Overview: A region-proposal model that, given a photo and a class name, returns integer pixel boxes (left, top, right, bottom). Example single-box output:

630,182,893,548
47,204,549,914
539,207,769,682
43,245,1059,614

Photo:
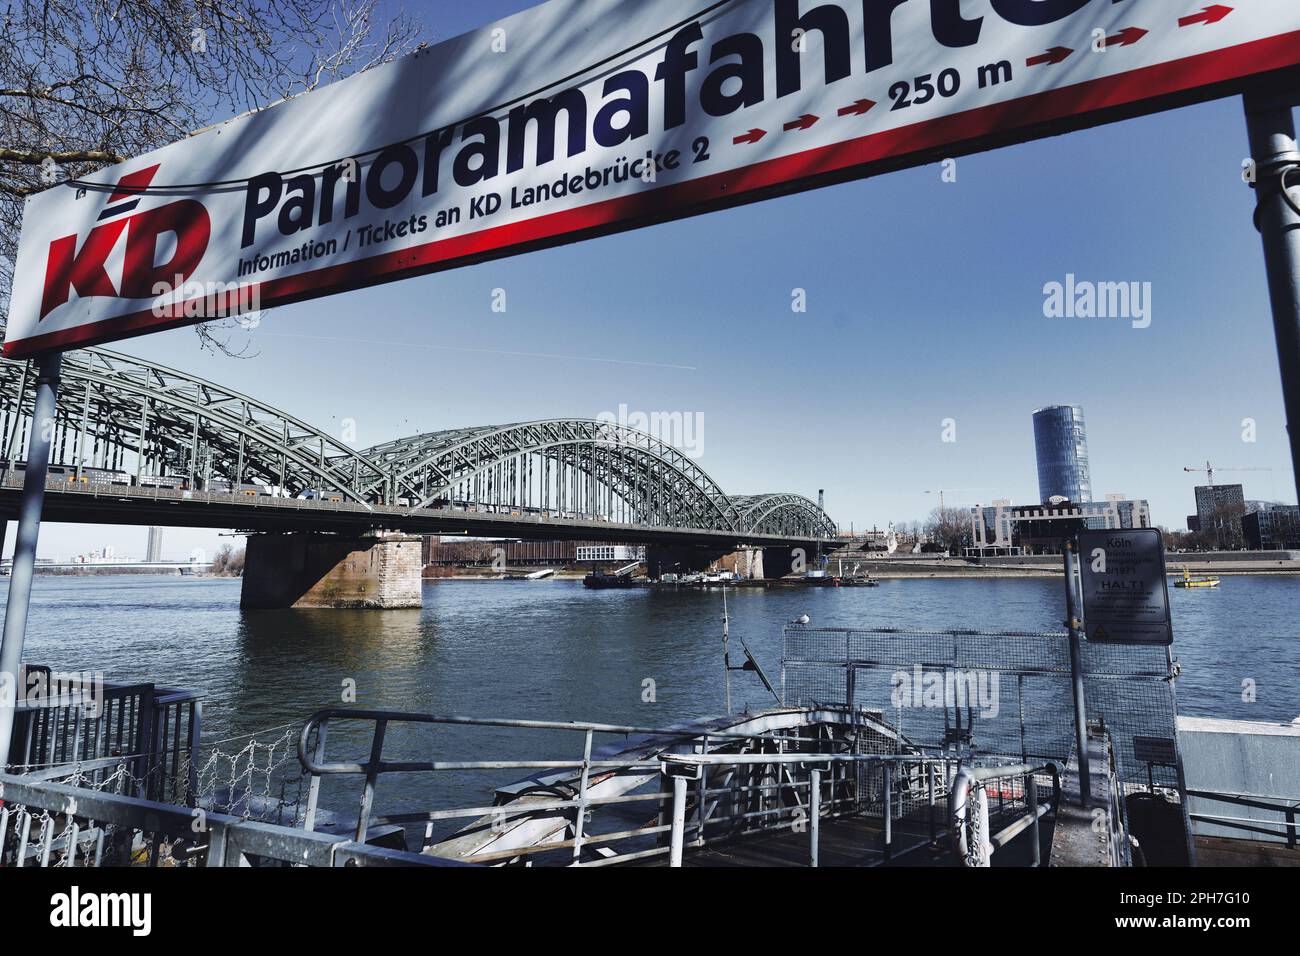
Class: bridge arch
724,494,839,539
0,348,388,506
0,352,838,538
359,419,737,530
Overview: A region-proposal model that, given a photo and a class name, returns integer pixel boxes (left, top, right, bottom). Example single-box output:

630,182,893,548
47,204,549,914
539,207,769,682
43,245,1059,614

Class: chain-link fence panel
783,626,1181,790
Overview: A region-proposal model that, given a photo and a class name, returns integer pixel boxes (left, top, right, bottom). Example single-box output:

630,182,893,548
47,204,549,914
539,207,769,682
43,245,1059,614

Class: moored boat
583,572,638,589
1174,566,1220,588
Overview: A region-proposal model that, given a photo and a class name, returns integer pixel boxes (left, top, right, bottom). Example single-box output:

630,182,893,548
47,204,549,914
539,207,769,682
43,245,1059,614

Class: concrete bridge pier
240,531,423,610
718,548,765,580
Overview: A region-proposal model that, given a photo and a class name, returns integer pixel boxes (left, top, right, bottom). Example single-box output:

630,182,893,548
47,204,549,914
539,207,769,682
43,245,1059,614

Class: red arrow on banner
783,114,820,132
837,99,876,117
1179,5,1233,27
1026,46,1073,67
1103,27,1148,48
733,128,767,145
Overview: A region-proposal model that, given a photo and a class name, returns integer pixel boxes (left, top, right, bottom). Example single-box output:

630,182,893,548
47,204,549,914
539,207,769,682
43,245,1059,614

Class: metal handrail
8,672,202,813
661,751,952,867
949,762,1061,867
297,708,812,774
0,772,466,867
294,709,1048,868
295,708,833,852
661,752,936,767
1186,787,1300,848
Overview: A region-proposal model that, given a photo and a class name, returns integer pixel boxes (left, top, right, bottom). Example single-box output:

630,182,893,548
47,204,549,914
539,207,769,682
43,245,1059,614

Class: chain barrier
2,724,309,867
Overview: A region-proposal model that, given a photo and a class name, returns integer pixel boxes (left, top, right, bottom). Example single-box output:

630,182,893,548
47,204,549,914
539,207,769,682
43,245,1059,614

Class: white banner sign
7,0,1300,356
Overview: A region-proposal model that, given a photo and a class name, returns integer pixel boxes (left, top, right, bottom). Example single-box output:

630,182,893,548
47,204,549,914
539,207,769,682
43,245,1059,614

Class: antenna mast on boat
722,584,732,714
720,585,781,716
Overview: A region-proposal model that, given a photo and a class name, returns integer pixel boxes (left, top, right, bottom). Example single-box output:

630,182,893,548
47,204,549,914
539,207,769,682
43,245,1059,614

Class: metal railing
1186,788,1300,847
660,751,955,867
298,708,855,866
1,705,1074,868
0,772,464,867
781,625,1184,796
7,667,202,807
948,762,1061,867
294,708,1025,867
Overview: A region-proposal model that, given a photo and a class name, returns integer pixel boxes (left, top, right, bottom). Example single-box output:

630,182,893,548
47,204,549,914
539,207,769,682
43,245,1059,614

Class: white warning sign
1078,528,1172,646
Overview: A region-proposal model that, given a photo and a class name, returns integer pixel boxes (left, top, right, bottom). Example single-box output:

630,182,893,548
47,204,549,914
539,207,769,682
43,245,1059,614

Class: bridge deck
0,478,832,551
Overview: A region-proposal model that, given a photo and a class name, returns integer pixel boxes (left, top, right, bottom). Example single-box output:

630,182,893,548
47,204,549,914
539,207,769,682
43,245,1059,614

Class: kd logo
40,165,211,321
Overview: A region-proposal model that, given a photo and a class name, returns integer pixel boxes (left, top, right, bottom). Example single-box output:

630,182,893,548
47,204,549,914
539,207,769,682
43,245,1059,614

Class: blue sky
20,0,1297,559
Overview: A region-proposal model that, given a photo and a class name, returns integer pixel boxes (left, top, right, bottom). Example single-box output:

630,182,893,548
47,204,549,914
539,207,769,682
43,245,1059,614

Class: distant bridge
0,348,837,552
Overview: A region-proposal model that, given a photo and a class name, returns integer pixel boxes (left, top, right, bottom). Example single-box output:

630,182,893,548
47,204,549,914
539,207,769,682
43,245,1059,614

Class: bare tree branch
0,0,427,357
1,148,127,164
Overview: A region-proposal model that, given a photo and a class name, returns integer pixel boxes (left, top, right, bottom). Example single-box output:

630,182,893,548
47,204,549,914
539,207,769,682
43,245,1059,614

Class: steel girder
0,350,838,538
0,348,387,506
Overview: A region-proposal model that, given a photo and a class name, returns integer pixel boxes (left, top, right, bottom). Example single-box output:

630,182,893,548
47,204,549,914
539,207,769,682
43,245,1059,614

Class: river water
7,574,1298,823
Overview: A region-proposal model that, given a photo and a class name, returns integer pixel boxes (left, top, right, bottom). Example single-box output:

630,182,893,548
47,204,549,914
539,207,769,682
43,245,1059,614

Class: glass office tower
1033,405,1093,503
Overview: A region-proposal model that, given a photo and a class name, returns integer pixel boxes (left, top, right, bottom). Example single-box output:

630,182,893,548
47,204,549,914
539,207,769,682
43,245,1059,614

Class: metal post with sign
1244,87,1300,502
1061,538,1091,806
1077,528,1173,648
1076,527,1196,862
0,352,63,766
1068,528,1173,807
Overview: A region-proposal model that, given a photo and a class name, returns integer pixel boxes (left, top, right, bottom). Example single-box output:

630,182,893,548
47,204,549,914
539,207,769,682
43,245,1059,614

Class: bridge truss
0,349,837,539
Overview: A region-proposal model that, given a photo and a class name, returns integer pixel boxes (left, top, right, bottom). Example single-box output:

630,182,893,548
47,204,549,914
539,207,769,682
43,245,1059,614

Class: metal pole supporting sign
1245,85,1300,501
0,351,63,768
1062,538,1091,807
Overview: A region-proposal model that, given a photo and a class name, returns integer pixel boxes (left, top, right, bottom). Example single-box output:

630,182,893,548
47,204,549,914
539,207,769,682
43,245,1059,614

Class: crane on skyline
924,488,994,511
1183,461,1273,487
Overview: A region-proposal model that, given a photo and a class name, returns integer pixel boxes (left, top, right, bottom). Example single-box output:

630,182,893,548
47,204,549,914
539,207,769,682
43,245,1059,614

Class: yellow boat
1174,566,1220,588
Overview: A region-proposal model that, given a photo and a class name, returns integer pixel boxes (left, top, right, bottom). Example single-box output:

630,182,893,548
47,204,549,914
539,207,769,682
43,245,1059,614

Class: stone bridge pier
240,531,423,609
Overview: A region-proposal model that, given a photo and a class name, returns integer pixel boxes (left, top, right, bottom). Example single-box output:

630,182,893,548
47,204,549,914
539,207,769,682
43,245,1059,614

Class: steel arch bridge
0,347,390,505
0,349,837,540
